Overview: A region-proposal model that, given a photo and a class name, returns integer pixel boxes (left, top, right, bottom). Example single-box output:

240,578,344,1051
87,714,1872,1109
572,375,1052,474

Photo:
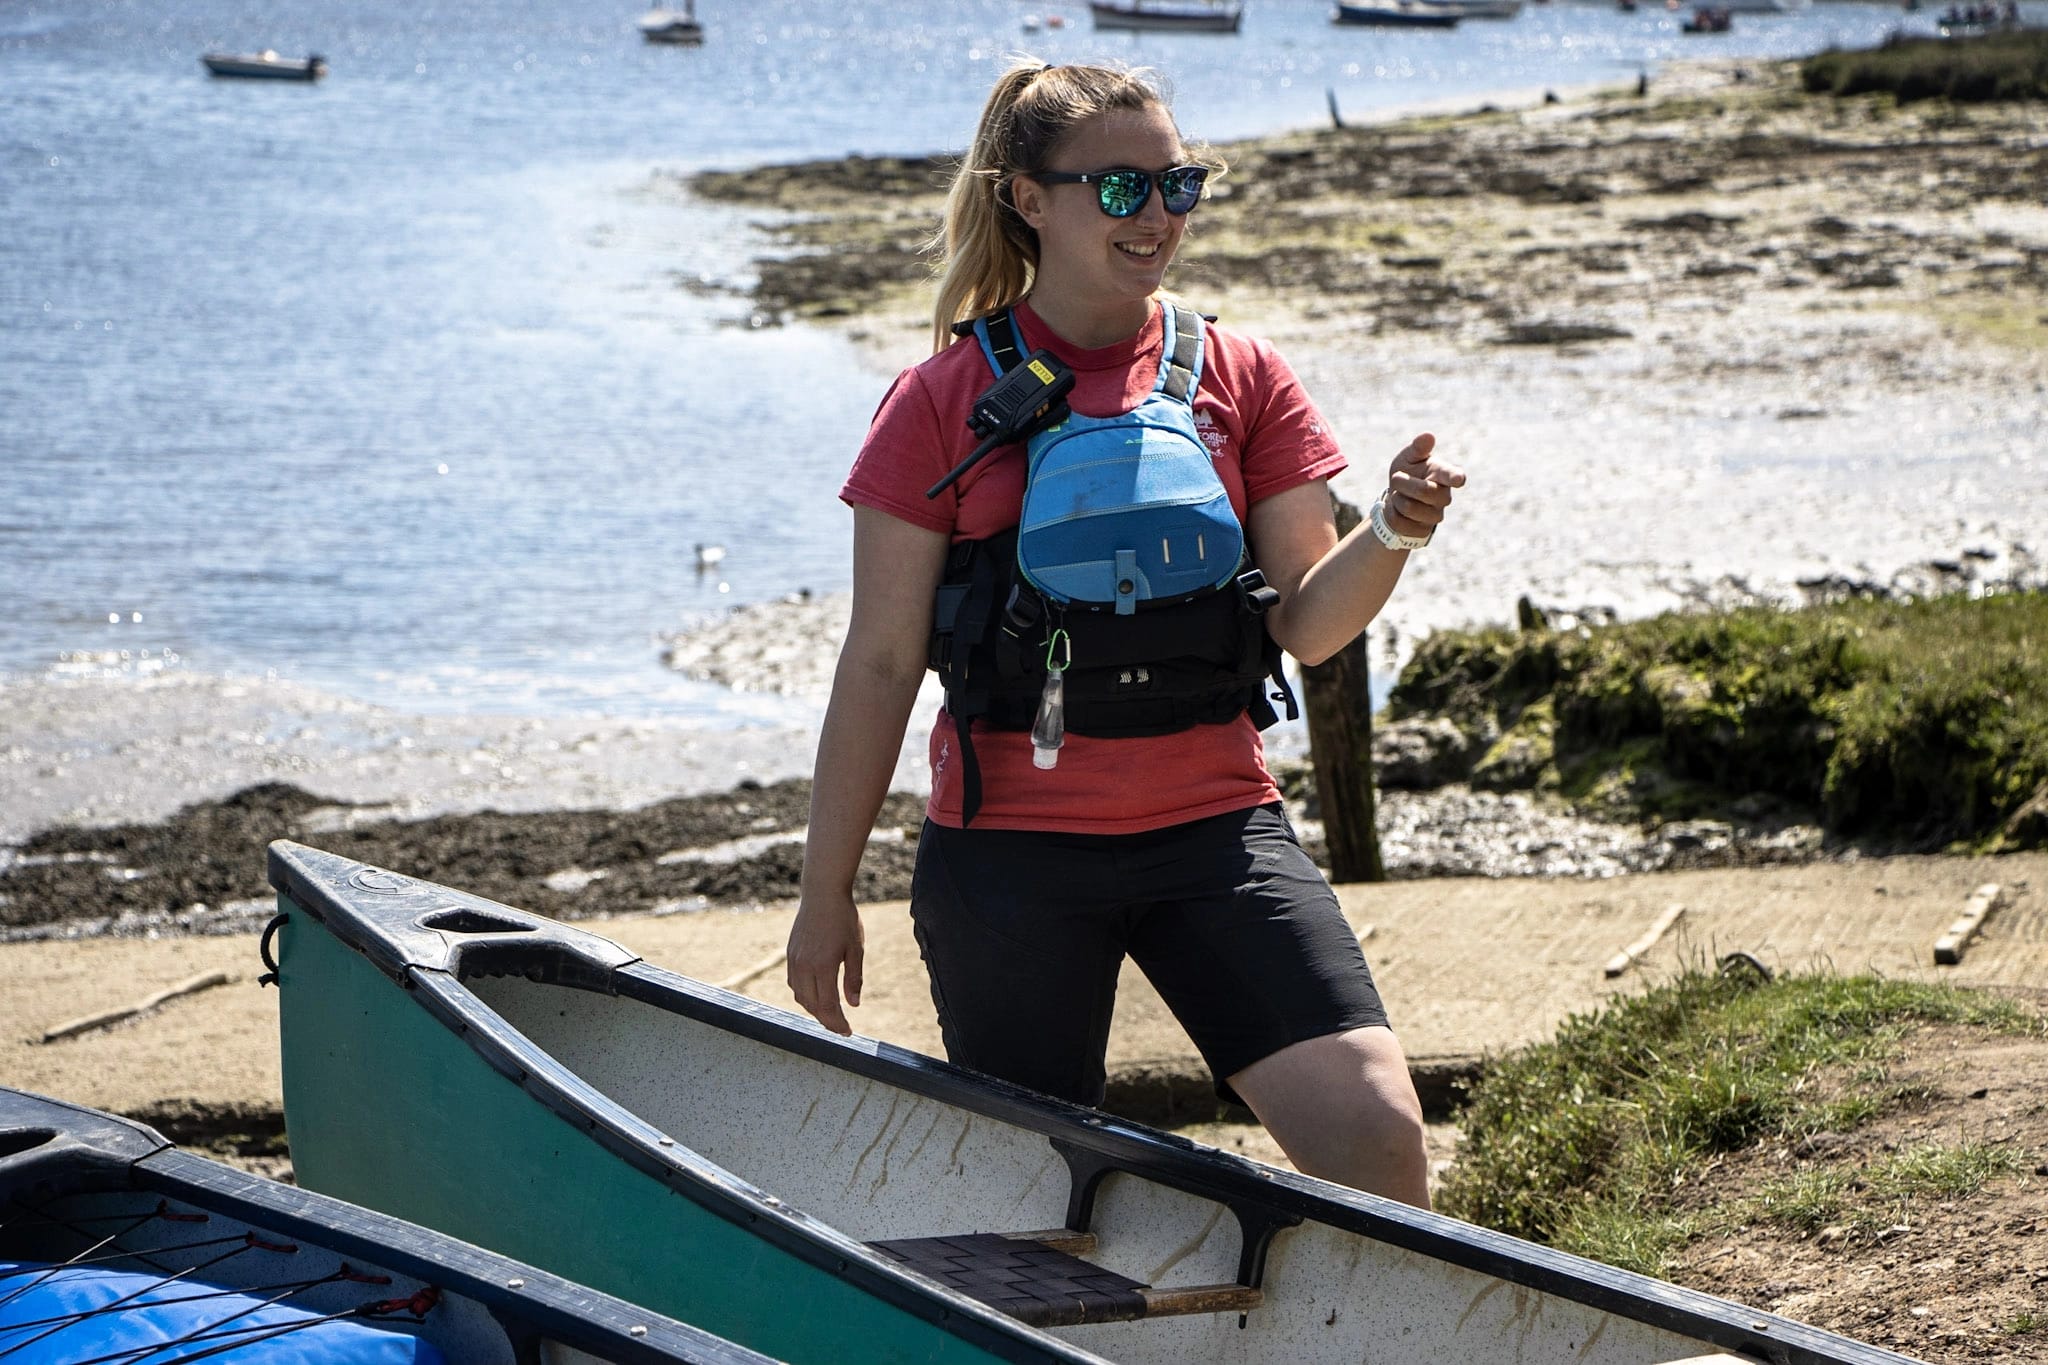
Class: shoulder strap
971,309,1027,378
1157,303,1205,405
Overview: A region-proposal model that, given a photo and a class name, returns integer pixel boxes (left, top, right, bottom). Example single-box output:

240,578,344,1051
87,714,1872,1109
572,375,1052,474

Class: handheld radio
924,350,1075,500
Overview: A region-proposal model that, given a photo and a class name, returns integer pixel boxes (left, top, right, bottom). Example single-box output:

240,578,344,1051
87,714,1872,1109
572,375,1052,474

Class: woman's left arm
1250,432,1465,667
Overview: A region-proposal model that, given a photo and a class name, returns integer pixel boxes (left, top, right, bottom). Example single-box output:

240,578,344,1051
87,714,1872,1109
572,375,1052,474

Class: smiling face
1010,103,1190,340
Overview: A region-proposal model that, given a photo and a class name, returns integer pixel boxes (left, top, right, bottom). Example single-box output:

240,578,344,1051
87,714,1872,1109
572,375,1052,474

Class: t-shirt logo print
1194,411,1230,459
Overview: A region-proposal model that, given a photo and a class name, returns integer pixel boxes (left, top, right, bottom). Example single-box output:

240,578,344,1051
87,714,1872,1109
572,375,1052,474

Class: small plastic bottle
1030,665,1066,770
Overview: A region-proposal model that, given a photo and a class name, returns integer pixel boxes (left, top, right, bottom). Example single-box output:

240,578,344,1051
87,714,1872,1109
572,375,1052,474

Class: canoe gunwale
0,1087,777,1365
265,841,1922,1365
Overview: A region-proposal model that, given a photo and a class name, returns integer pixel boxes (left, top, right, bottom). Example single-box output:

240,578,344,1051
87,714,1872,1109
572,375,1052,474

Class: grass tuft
1802,31,2048,104
1387,591,2048,848
1437,967,2039,1272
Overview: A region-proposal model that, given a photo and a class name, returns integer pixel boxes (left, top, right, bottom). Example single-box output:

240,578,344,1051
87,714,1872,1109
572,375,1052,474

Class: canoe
266,841,1920,1365
0,1085,776,1364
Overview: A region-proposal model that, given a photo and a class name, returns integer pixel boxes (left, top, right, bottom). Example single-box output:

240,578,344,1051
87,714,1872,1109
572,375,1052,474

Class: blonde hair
928,60,1213,354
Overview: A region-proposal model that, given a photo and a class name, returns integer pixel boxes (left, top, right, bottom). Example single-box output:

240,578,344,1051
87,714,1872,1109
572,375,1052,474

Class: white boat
1332,1,1462,26
639,0,705,44
1089,0,1245,32
200,49,326,80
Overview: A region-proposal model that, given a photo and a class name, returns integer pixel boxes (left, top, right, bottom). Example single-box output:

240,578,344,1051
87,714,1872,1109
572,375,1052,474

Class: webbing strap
1158,304,1203,404
975,310,1028,377
957,718,985,827
974,303,1203,409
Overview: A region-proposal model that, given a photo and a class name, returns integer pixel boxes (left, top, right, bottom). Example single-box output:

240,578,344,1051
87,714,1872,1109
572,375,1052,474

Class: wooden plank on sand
716,948,788,992
40,970,234,1044
1603,904,1686,979
1933,883,2002,966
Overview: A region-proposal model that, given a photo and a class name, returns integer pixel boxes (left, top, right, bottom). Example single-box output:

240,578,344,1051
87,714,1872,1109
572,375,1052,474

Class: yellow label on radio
1027,359,1056,384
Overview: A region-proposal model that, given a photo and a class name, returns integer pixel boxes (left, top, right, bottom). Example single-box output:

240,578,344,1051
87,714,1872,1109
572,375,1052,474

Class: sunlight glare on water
0,0,2003,718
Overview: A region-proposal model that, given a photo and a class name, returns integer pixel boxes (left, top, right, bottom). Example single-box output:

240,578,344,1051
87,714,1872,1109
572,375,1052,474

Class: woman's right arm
788,505,952,1034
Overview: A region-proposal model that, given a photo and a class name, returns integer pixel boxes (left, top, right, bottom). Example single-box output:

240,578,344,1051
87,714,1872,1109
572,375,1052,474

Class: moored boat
0,1085,776,1364
638,0,705,44
266,842,1923,1365
201,49,326,79
1451,0,1525,17
1088,0,1245,33
1331,1,1463,26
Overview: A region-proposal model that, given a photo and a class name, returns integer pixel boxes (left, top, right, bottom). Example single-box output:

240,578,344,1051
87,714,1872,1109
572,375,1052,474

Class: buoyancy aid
927,302,1299,824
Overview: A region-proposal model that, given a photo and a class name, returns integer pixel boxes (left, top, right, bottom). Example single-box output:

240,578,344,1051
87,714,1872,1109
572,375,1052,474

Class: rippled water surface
1,0,1990,718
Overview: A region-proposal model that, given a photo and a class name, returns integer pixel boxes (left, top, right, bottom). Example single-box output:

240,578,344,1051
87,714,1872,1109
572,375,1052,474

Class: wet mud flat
2,765,1847,943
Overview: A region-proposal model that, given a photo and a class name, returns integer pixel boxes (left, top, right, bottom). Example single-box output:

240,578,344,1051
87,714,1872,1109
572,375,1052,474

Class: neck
1025,290,1153,351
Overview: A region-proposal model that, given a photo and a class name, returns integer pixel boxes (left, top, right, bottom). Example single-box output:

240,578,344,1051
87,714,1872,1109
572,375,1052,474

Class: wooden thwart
41,970,234,1044
868,1229,1261,1328
1933,883,2003,966
1604,904,1686,979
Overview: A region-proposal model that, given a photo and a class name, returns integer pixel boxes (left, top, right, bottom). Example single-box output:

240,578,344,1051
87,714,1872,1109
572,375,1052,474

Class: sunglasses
1029,164,1209,218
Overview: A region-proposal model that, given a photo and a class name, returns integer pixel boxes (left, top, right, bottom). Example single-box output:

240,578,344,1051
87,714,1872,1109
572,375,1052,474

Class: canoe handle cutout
0,1127,59,1161
418,908,538,936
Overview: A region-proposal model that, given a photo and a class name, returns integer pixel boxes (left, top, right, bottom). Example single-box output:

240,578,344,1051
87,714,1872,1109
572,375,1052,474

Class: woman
787,60,1463,1208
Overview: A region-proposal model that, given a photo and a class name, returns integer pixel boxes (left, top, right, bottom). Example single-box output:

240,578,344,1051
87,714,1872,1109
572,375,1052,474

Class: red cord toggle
337,1265,395,1286
157,1201,210,1224
362,1286,441,1319
245,1233,301,1254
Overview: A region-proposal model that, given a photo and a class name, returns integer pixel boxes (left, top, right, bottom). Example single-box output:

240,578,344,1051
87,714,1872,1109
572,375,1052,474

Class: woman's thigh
1123,805,1389,1101
908,821,1128,1106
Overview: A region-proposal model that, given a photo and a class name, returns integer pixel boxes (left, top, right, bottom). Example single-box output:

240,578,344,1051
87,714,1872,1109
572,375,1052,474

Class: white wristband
1369,496,1432,551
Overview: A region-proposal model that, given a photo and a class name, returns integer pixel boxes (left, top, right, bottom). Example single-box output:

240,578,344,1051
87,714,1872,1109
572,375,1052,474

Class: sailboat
639,0,705,45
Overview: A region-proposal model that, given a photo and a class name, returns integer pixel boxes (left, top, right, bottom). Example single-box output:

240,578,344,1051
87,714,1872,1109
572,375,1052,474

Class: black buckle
1237,568,1279,614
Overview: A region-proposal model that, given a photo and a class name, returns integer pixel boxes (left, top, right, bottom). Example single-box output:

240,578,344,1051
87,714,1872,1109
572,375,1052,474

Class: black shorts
908,802,1389,1109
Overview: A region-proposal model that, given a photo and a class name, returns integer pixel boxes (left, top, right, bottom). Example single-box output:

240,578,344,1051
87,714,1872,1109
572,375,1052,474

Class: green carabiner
1044,627,1071,674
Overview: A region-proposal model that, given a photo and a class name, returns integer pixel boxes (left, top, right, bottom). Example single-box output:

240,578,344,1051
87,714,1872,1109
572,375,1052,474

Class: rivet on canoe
630,1326,648,1337
658,1136,674,1146
506,1278,524,1289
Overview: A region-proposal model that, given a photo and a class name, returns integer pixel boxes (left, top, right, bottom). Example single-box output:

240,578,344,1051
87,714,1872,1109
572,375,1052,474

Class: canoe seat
867,1229,1261,1329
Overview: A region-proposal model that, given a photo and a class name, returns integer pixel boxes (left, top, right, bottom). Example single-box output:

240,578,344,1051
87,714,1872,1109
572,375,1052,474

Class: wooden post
1302,493,1385,883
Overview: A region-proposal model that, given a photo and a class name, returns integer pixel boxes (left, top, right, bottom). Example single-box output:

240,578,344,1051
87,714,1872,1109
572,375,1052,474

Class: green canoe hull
276,903,1081,1365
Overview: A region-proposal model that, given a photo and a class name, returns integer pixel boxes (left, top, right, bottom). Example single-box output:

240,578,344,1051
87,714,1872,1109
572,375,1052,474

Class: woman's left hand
1385,432,1465,540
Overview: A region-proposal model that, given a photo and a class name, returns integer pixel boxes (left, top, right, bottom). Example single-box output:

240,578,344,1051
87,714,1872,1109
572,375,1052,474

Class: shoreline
9,60,2048,936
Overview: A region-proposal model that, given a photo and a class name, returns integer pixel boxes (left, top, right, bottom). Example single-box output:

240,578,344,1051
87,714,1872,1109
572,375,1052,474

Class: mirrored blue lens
1160,166,1207,214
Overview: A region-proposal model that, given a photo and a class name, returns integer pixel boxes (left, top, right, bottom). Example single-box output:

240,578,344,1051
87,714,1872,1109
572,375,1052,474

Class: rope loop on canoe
256,913,288,988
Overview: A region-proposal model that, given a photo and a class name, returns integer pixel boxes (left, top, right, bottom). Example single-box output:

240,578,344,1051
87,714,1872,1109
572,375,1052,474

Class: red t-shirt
841,301,1346,833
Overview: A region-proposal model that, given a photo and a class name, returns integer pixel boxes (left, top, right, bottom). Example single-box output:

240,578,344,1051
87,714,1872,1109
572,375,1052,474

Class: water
1,0,1989,722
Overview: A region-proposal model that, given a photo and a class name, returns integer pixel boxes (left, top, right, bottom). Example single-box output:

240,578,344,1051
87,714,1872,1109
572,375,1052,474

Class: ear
1007,174,1048,231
